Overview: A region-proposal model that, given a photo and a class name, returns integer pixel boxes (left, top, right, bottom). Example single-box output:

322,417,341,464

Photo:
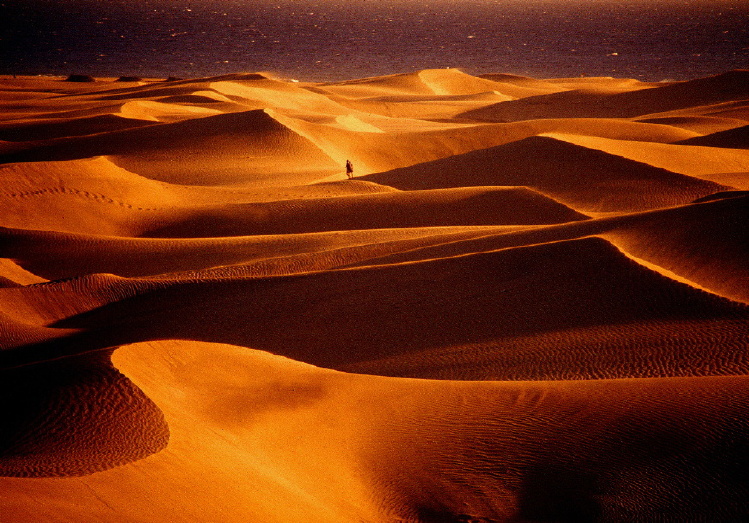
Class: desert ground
1,68,748,522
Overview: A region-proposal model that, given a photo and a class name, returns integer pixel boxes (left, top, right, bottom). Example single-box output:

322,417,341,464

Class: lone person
345,159,354,179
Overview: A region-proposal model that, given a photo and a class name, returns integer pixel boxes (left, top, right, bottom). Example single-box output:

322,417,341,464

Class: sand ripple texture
1,69,748,522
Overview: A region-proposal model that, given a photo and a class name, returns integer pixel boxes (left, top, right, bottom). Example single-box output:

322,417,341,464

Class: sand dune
308,69,521,120
2,340,749,521
478,73,571,97
1,109,342,186
0,351,168,478
518,118,699,143
365,135,725,212
604,194,749,304
0,224,516,280
317,71,448,97
416,69,512,96
0,156,411,235
1,69,748,521
463,70,749,122
636,115,749,135
0,258,47,286
313,91,512,120
339,195,749,304
697,172,749,190
116,100,224,123
546,133,749,177
3,236,745,374
270,110,526,175
141,187,588,238
0,114,156,141
676,124,749,149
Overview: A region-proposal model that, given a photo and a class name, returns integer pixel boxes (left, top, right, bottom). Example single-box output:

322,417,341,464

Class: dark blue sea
2,0,748,81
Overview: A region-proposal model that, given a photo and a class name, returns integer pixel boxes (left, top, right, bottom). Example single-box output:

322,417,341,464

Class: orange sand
1,70,748,522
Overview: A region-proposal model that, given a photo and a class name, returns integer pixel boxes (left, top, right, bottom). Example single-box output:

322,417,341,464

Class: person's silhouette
345,160,354,179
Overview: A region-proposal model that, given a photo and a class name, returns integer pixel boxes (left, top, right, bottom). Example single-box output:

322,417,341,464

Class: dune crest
1,69,748,521
364,135,726,212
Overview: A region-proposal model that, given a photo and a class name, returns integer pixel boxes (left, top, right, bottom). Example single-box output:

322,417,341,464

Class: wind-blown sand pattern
1,69,748,522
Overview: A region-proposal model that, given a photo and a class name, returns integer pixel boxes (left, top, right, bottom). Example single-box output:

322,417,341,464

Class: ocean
2,0,748,81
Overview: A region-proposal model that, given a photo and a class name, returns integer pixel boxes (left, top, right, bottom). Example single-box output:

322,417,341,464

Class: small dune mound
459,89,626,122
0,309,69,349
0,258,46,286
211,72,270,82
0,114,155,142
417,68,513,96
117,100,222,123
116,76,142,83
64,74,95,83
320,71,437,97
522,118,699,144
154,94,229,105
478,73,568,98
0,353,168,478
0,272,138,334
692,190,749,203
676,124,749,149
93,85,212,101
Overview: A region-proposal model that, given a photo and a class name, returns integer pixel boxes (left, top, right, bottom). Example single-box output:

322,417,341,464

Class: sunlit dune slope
0,156,410,236
2,340,749,521
116,99,225,123
0,156,193,235
314,70,448,98
1,69,749,522
1,109,341,185
0,258,46,286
